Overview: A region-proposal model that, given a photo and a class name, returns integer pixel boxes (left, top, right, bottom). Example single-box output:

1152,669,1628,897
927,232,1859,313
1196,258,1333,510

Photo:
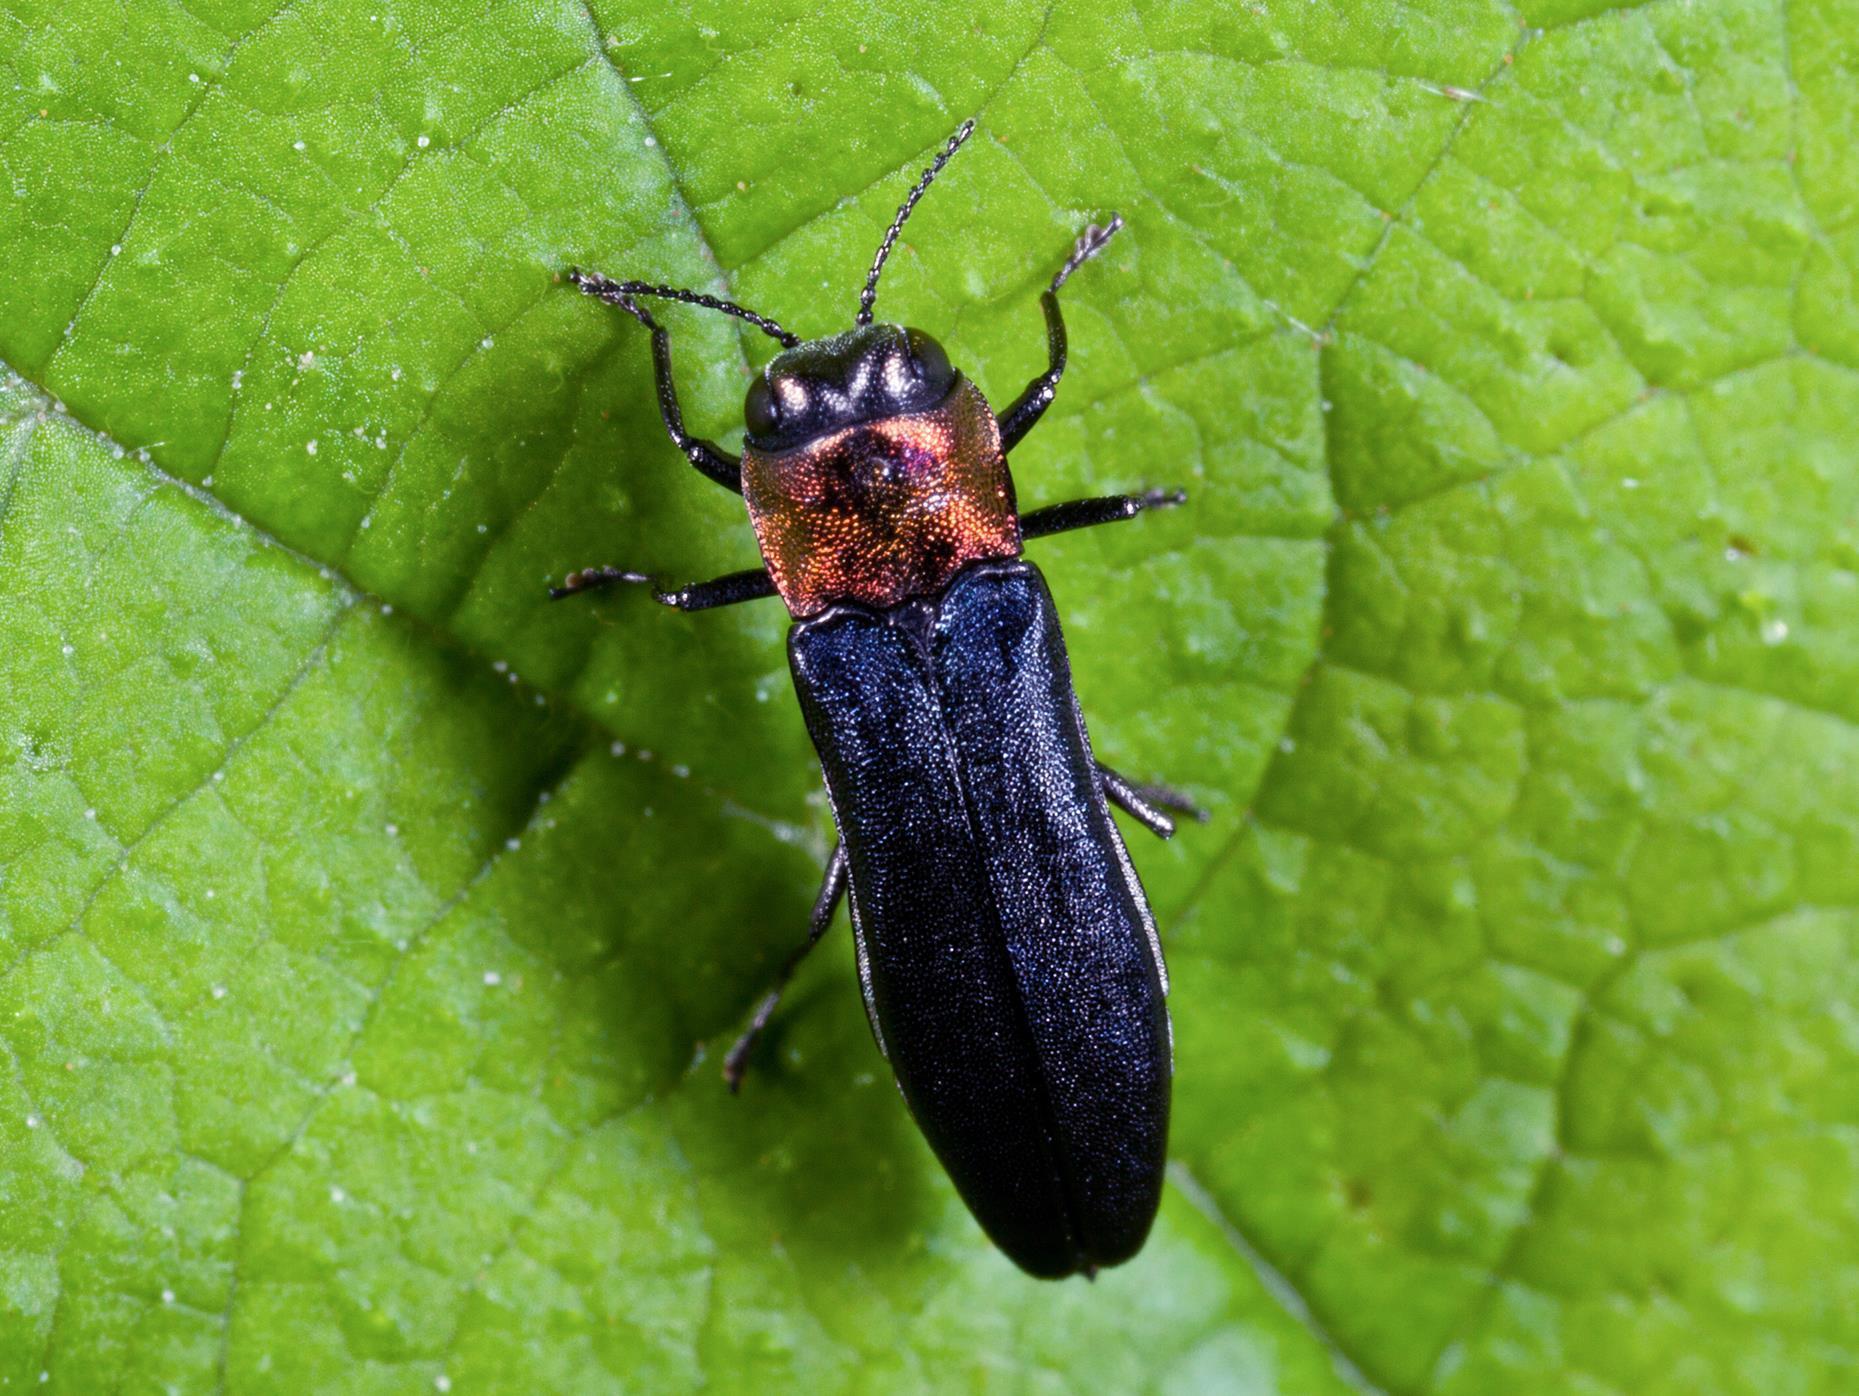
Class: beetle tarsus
1050,213,1124,294
549,565,653,600
1098,762,1205,840
722,842,848,1091
723,988,784,1093
1131,775,1208,824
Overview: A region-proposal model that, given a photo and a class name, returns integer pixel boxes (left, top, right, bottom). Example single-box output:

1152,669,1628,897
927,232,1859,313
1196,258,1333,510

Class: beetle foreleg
568,269,744,493
549,566,777,610
997,215,1124,454
1021,488,1185,542
723,841,849,1092
1097,762,1208,840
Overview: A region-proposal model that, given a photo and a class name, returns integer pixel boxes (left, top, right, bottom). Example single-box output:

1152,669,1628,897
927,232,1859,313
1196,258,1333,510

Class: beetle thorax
740,378,1021,617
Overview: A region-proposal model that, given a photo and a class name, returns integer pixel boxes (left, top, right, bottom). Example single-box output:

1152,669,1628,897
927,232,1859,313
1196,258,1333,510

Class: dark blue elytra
790,560,1170,1277
555,120,1196,1278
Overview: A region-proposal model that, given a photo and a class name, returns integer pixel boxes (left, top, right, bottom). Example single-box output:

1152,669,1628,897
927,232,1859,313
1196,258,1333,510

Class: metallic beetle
556,121,1200,1279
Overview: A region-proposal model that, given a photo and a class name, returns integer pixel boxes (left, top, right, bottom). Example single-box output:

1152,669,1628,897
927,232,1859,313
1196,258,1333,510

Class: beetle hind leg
723,842,849,1092
1097,762,1207,840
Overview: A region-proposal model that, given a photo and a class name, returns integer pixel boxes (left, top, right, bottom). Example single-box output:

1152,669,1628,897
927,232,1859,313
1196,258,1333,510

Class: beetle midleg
569,270,744,493
549,566,777,610
1020,488,1186,541
722,841,849,1092
997,216,1124,454
1097,762,1208,840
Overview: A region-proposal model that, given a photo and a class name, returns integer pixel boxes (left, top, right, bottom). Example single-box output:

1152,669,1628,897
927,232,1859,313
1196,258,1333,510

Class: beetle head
743,324,955,451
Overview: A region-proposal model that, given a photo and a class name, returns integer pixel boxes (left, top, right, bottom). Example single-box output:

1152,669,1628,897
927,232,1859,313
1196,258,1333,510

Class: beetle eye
744,375,781,438
904,329,953,392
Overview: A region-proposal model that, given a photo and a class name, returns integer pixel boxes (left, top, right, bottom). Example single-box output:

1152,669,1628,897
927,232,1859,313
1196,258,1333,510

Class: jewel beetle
556,121,1201,1279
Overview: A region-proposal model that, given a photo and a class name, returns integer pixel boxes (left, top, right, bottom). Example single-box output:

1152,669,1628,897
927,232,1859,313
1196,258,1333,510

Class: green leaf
3,0,1856,1389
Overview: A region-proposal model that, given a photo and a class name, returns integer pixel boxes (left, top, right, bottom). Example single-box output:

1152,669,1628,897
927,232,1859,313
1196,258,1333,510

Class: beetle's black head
743,324,956,451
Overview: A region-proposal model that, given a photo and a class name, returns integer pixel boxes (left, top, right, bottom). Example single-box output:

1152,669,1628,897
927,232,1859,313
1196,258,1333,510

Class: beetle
554,121,1201,1279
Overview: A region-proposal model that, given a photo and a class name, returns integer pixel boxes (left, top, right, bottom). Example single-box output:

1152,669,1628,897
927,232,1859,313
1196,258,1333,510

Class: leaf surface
2,0,1856,1389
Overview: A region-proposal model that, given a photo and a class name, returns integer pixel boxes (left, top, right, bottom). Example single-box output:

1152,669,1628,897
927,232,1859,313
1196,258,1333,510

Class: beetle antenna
568,269,800,348
856,119,976,326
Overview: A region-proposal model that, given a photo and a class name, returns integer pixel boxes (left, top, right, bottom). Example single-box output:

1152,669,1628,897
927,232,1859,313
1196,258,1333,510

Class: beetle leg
1097,762,1208,840
996,215,1124,454
1021,488,1186,541
568,269,744,494
723,841,849,1092
550,565,777,611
